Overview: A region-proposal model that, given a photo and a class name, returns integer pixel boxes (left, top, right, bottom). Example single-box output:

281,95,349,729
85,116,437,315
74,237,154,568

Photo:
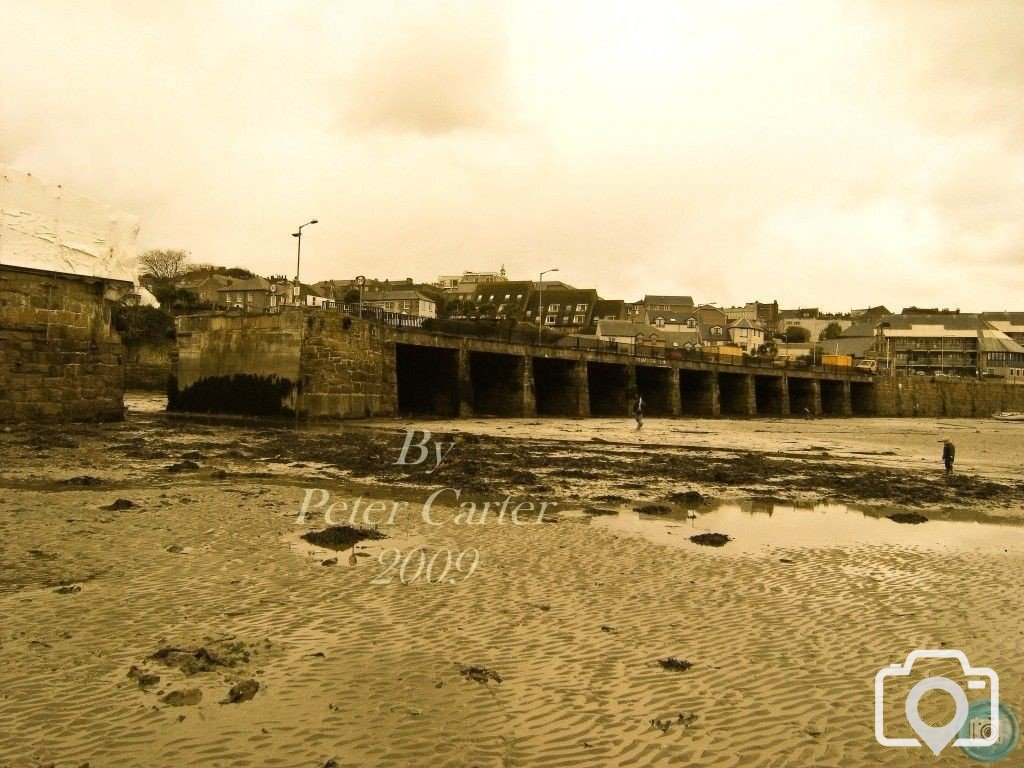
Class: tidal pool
589,501,1024,555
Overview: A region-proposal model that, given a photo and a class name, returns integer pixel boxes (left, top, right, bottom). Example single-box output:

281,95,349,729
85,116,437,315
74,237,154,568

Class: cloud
1,0,1023,312
337,4,510,135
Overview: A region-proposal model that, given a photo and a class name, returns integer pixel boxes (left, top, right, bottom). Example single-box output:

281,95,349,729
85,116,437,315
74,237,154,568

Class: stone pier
169,310,884,420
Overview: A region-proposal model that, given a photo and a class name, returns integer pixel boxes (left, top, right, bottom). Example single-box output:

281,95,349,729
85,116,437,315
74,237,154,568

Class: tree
784,326,811,344
755,339,777,360
818,322,843,341
139,249,190,283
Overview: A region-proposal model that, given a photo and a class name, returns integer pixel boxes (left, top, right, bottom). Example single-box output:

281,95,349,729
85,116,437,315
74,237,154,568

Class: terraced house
529,287,599,330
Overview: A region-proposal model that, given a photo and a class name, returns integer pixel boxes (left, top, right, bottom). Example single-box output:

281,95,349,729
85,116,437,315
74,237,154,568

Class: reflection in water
590,501,1024,555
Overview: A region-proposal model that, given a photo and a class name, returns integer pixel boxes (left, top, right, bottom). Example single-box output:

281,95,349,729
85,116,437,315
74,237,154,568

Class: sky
2,0,1023,311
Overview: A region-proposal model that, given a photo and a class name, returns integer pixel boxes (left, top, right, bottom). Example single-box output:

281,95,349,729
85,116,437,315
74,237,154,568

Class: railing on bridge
261,304,868,376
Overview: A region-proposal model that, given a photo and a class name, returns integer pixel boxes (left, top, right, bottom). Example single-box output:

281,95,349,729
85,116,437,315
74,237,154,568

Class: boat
992,412,1024,422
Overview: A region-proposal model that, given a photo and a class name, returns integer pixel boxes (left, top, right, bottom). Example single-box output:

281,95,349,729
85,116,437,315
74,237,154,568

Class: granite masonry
0,265,126,422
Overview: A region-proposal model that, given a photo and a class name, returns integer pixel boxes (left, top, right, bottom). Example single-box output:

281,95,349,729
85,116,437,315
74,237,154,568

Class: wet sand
1,395,1023,767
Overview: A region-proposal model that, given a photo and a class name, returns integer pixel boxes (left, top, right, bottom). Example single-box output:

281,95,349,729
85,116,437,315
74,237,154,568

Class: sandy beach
2,395,1023,767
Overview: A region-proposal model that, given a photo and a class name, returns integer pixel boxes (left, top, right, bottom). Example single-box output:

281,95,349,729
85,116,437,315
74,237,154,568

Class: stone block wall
874,377,1024,417
0,266,125,422
298,312,397,418
169,312,303,415
125,340,173,391
168,310,398,418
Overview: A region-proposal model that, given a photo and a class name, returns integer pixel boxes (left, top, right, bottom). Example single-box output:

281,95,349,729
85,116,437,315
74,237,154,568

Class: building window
576,303,587,311
655,317,665,328
548,304,559,312
545,314,557,325
712,326,722,335
573,314,584,324
687,318,696,328
504,294,510,300
516,294,522,299
403,300,410,310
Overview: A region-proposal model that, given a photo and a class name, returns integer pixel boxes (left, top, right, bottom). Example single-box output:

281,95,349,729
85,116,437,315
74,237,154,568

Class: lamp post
537,268,559,343
291,219,318,305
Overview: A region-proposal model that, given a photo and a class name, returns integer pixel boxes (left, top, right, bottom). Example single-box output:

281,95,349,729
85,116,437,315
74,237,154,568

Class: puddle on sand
590,502,1024,555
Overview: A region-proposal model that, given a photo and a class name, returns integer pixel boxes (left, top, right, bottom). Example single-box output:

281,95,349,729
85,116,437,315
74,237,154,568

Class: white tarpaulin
0,165,139,285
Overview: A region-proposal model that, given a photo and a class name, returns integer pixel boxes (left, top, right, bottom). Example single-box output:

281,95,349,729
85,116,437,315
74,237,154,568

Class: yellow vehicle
822,354,853,368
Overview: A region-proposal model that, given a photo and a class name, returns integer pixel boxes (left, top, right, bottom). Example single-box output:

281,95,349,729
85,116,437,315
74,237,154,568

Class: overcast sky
3,0,1022,311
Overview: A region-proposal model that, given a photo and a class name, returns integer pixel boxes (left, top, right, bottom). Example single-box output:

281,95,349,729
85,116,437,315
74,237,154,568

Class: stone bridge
169,310,876,419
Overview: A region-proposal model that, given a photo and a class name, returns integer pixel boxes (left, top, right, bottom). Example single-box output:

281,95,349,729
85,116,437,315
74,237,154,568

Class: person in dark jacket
633,393,644,429
942,438,955,475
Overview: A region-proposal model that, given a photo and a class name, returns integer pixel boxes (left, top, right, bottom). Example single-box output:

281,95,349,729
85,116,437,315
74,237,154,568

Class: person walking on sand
633,392,644,430
942,437,955,475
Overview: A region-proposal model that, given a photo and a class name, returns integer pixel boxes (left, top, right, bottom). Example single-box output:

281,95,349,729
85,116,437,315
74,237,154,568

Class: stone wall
873,377,1024,417
169,310,399,418
125,340,173,391
299,312,397,418
0,266,125,422
169,312,303,415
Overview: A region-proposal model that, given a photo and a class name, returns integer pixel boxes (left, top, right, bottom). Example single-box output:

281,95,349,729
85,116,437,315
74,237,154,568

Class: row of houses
170,266,1024,380
800,312,1024,380
173,273,439,318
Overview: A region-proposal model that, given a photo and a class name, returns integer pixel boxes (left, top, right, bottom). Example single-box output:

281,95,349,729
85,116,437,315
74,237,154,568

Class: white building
436,267,507,292
363,290,436,318
727,318,766,352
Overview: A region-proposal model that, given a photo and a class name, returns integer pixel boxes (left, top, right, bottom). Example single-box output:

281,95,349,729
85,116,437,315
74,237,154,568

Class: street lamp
291,219,318,304
538,268,559,343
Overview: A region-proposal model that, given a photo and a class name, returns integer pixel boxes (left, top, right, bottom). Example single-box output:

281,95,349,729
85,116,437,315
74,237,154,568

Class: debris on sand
779,558,795,564
28,549,58,560
62,475,103,486
651,712,699,733
689,532,731,547
657,657,693,672
600,625,618,634
321,557,338,567
165,544,193,555
222,679,259,704
102,498,136,511
54,584,81,595
127,666,161,689
636,504,672,516
887,512,928,525
150,642,249,676
162,688,202,706
301,525,386,551
589,507,619,516
166,460,200,473
459,665,503,684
